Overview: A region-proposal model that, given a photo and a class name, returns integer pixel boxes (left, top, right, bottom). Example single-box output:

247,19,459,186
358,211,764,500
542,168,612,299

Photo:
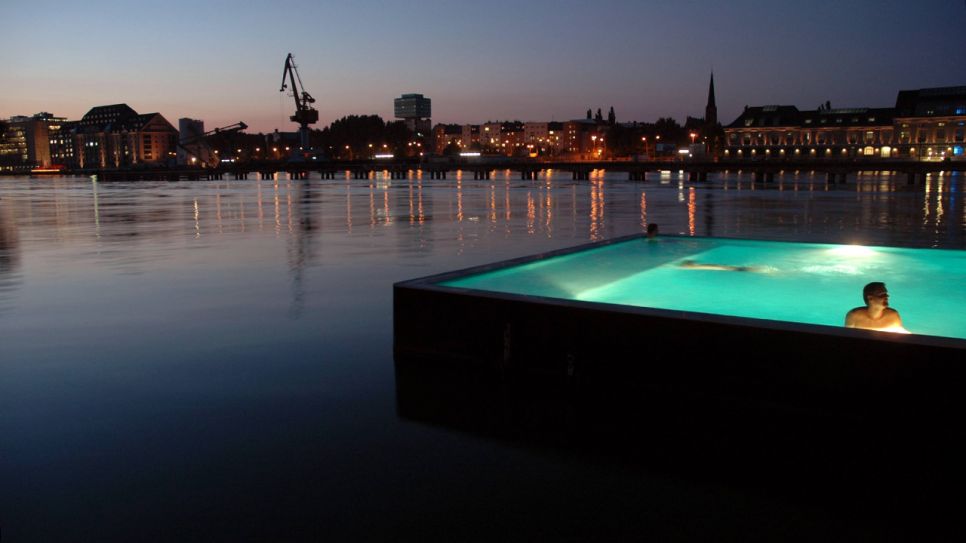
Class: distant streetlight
690,132,697,144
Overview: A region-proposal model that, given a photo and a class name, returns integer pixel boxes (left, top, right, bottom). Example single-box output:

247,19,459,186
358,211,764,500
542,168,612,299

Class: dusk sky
3,0,965,133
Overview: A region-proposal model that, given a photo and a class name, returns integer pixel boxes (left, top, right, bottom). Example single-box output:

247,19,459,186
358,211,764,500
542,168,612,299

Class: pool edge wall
393,236,966,418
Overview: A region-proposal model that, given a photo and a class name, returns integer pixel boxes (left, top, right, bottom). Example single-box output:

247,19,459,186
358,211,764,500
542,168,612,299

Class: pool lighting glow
828,245,877,258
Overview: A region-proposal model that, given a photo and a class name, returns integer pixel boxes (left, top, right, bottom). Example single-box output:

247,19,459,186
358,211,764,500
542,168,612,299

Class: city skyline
3,0,966,133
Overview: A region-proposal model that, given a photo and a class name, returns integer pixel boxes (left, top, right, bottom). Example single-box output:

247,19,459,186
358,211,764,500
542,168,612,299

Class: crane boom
280,53,318,150
178,122,248,168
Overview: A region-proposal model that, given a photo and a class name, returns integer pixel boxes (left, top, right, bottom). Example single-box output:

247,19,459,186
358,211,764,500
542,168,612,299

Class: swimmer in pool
844,282,908,333
646,223,659,239
678,259,765,273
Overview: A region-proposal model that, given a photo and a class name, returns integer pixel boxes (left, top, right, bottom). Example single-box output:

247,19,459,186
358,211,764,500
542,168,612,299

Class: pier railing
9,157,964,184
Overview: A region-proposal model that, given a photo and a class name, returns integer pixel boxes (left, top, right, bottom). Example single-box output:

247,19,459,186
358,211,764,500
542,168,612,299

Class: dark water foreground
1,172,963,541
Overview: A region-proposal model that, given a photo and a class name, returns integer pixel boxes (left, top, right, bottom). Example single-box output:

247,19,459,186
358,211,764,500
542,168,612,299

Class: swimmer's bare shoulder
844,306,865,327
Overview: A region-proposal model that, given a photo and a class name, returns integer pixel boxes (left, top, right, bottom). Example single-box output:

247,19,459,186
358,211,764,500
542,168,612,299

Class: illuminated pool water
441,236,966,341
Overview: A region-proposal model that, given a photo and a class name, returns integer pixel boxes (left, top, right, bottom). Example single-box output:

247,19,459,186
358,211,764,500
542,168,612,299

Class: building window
864,131,875,144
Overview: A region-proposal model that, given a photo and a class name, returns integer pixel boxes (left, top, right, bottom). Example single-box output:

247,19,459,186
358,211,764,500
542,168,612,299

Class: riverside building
723,85,966,161
57,104,179,169
0,112,66,172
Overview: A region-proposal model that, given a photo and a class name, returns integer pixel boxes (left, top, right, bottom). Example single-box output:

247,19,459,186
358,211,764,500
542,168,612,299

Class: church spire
705,72,717,127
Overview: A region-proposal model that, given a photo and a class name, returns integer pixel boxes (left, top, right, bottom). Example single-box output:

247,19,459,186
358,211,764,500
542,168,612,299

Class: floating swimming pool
439,236,966,341
395,235,965,416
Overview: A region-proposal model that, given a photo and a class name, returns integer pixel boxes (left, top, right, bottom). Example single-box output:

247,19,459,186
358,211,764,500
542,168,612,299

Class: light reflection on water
0,171,963,319
0,170,963,538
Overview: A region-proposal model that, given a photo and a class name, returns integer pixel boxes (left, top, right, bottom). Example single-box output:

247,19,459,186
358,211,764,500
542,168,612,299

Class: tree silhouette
595,108,603,122
607,106,616,126
586,109,592,120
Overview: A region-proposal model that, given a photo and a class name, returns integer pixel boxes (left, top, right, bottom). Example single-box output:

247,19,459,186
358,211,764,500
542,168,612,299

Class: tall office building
394,93,432,135
0,112,66,171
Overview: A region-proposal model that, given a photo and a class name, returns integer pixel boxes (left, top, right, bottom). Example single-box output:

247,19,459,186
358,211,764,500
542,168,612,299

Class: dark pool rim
395,232,966,351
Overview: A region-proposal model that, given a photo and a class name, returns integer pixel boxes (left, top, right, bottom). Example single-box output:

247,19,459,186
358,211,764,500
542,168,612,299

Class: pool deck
394,234,965,420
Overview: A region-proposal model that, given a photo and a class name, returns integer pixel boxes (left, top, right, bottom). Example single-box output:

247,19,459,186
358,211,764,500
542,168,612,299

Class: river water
1,170,963,541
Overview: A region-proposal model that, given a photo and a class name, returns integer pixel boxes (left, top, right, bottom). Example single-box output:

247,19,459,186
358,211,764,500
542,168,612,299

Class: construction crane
178,122,248,168
280,53,318,151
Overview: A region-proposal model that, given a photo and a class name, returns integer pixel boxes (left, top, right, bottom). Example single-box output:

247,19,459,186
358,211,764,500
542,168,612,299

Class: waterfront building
521,122,565,156
723,85,966,160
481,122,502,153
894,86,966,160
432,124,463,154
501,121,525,155
545,122,565,156
476,122,526,156
461,124,480,150
0,112,66,172
56,104,179,169
563,119,604,158
394,93,431,136
524,122,548,147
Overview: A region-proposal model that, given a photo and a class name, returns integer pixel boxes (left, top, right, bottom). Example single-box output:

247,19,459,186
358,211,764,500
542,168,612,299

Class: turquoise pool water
441,237,966,341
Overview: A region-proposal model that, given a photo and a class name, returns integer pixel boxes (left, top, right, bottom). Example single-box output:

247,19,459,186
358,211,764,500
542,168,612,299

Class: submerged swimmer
845,282,908,333
678,259,766,273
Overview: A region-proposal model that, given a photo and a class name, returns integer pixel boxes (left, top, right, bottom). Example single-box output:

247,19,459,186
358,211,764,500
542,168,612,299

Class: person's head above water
862,282,888,306
646,223,659,238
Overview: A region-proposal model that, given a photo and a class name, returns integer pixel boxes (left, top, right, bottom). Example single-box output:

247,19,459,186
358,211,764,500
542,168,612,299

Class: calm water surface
1,171,963,541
